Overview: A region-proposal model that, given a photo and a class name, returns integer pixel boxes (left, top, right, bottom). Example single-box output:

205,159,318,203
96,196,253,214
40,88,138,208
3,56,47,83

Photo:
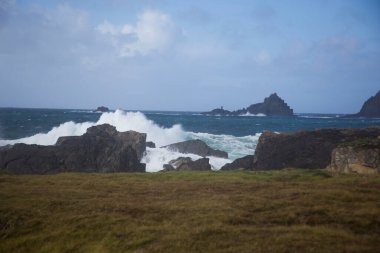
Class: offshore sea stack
252,127,380,170
352,90,380,118
202,93,294,116
0,124,146,174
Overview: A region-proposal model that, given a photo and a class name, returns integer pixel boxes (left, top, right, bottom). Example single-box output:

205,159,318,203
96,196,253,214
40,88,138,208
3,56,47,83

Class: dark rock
202,107,231,116
329,137,380,174
245,93,293,116
162,164,175,172
177,158,212,171
352,90,380,118
0,124,147,174
162,139,228,158
168,157,193,168
95,106,109,112
252,127,380,170
220,155,254,171
146,141,156,148
161,157,211,171
202,93,294,116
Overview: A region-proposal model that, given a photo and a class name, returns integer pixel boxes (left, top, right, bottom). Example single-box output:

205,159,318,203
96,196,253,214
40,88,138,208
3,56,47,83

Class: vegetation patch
1,169,379,253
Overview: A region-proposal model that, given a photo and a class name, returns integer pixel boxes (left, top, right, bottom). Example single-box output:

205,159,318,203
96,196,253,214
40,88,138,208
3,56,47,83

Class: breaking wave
0,110,259,171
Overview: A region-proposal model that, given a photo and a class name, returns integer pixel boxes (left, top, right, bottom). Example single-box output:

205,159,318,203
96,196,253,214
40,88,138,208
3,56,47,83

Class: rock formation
95,106,109,112
202,93,294,116
352,90,380,118
252,127,380,170
0,124,146,174
146,141,156,148
220,155,254,171
329,138,380,174
162,139,228,158
162,157,211,171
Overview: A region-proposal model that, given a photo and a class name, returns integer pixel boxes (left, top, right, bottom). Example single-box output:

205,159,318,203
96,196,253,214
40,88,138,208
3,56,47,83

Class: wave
240,112,266,117
0,110,259,171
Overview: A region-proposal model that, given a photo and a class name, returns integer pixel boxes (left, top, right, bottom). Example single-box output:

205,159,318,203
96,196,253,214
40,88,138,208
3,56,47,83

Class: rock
162,139,228,158
95,106,109,112
245,93,293,116
0,124,146,174
146,141,156,148
352,90,380,118
162,164,175,172
329,138,380,174
168,157,193,168
202,93,294,116
201,107,232,116
220,155,254,171
161,157,211,171
252,127,380,170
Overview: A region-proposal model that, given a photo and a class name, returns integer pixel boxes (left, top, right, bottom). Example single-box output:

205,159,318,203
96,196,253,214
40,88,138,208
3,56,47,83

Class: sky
0,0,379,113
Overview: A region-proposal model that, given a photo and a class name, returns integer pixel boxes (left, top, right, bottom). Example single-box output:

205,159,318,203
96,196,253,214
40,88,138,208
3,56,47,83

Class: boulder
0,124,146,174
162,164,175,172
252,127,380,170
146,141,156,148
352,90,380,118
329,138,380,174
162,139,228,158
162,157,212,171
168,157,193,168
220,155,254,171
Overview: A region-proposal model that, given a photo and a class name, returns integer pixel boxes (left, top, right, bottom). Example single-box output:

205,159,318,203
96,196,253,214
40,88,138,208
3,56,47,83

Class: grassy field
0,169,380,253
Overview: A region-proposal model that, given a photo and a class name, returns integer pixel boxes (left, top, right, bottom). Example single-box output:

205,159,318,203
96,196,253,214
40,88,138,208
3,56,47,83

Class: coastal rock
146,141,156,148
168,157,193,168
246,93,293,116
252,127,380,170
329,138,380,174
220,155,254,171
162,139,228,158
352,90,380,118
160,157,211,171
202,93,294,116
95,106,109,112
0,124,146,174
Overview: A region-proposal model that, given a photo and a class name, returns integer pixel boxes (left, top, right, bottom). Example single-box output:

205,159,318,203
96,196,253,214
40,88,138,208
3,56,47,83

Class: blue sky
0,0,379,113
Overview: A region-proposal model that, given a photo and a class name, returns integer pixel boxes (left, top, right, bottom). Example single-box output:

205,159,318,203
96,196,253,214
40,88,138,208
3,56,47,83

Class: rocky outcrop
95,106,109,112
0,124,146,174
162,139,228,158
146,141,156,148
220,155,254,171
161,157,212,171
329,138,380,174
352,90,380,118
202,93,294,116
252,127,380,170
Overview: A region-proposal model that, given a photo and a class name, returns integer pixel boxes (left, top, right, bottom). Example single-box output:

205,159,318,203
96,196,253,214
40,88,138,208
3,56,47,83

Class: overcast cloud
0,0,379,113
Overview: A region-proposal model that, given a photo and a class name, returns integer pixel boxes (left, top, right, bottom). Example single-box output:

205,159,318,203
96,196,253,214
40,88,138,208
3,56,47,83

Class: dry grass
0,169,380,253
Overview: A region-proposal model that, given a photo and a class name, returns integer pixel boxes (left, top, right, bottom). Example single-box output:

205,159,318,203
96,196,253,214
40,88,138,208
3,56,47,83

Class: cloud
97,10,183,57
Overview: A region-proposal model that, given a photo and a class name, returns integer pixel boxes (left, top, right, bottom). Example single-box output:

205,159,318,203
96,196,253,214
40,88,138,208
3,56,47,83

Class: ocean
1,108,379,172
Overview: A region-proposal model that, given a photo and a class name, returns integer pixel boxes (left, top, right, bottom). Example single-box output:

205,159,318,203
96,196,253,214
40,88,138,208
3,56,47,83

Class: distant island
95,106,109,112
202,93,294,116
350,90,380,118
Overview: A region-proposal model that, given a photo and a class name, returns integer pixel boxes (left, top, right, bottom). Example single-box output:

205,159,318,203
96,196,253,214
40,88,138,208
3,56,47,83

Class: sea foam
0,110,259,171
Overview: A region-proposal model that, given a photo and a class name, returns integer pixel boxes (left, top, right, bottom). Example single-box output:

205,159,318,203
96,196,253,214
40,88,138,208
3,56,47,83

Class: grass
1,169,380,253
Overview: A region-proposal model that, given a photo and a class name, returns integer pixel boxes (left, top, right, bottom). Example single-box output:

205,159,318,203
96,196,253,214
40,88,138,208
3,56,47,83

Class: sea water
0,108,379,171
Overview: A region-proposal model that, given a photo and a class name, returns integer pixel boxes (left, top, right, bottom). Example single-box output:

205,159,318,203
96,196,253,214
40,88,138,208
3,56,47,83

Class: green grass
1,169,380,253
